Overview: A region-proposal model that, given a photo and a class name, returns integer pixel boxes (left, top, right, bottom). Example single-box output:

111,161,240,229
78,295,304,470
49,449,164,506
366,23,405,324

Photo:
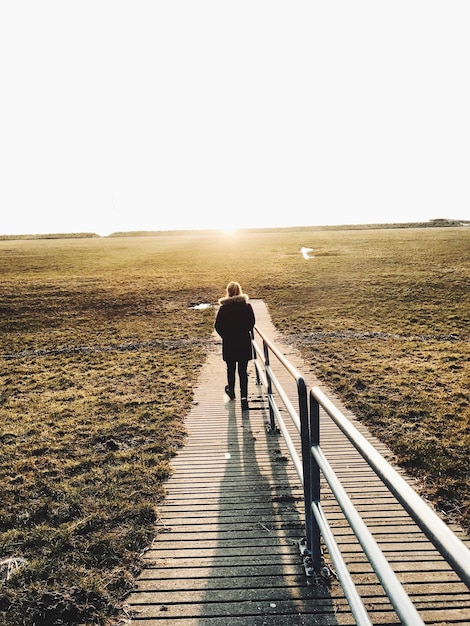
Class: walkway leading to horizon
126,300,470,625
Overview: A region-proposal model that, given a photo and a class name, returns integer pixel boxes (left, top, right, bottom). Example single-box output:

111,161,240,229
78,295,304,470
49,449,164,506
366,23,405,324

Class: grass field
0,226,468,624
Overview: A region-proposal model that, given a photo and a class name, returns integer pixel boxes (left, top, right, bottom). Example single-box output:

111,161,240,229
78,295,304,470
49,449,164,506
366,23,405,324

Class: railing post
251,331,261,385
309,391,322,574
298,377,315,574
263,340,276,431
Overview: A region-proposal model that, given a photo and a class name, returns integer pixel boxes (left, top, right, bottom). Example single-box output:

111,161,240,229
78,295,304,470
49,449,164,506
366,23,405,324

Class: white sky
1,1,469,236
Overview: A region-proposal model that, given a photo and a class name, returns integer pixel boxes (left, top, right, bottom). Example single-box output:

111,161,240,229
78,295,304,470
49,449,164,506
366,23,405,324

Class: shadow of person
196,380,340,625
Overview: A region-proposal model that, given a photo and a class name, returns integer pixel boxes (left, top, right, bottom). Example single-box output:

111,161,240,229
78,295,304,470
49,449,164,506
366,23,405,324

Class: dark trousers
226,360,249,398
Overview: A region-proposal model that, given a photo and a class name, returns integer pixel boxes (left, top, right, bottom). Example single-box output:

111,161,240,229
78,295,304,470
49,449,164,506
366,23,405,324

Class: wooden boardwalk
126,300,470,625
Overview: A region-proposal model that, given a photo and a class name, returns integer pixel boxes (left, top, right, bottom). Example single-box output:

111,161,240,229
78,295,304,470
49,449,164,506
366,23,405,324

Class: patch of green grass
0,227,469,623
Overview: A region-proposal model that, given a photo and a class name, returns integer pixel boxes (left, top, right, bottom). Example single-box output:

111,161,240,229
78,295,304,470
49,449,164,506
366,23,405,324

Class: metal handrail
310,385,470,590
310,443,424,625
251,326,312,551
308,385,470,625
252,326,306,473
251,326,470,625
252,327,372,621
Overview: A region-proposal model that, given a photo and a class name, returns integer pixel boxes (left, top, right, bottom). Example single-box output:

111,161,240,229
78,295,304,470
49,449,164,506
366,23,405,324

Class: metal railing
251,325,470,626
251,326,309,498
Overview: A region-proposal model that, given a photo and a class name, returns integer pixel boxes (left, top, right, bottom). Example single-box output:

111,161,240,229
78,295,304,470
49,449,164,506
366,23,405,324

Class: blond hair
226,281,242,298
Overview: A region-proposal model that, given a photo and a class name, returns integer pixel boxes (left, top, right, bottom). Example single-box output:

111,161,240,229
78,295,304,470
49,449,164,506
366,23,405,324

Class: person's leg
225,361,236,399
237,360,249,400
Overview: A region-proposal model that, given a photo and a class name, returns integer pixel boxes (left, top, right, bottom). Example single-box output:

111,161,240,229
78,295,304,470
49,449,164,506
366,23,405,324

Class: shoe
225,386,235,400
241,398,249,411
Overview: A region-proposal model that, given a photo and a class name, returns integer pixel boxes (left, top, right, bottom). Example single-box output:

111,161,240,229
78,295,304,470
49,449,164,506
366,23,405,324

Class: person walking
215,281,255,410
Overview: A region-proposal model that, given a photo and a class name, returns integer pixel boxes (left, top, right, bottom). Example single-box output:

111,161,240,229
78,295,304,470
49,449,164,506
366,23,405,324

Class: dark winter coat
215,295,256,362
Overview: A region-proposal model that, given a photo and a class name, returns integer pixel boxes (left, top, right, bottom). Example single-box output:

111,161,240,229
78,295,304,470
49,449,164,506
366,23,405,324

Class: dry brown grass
255,227,469,527
0,226,468,624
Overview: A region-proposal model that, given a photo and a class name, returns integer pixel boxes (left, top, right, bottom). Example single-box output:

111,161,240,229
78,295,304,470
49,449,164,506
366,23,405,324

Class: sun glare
221,227,236,235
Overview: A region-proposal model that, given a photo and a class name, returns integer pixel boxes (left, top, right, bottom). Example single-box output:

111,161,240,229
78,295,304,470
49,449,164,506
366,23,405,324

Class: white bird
301,246,314,260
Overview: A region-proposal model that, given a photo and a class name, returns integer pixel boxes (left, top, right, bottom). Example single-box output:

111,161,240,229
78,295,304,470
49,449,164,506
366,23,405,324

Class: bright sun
220,227,236,235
